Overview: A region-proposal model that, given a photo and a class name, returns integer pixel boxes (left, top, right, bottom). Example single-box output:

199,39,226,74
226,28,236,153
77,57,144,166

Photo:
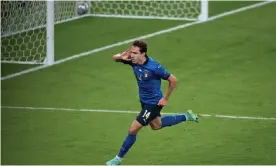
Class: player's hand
120,48,131,61
158,97,168,107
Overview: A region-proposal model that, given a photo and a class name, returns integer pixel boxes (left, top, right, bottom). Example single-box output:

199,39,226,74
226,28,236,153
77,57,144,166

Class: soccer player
106,40,199,165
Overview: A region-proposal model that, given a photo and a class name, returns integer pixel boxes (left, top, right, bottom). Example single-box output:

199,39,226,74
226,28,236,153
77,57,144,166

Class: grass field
1,1,276,165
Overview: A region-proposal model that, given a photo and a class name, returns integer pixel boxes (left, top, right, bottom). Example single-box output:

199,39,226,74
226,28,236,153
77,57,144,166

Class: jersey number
142,110,151,122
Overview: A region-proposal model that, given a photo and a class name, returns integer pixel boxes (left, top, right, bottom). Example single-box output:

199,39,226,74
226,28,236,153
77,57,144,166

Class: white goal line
2,106,276,121
1,0,275,81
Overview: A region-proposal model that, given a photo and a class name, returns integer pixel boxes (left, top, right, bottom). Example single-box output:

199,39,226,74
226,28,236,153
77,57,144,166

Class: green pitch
1,1,276,165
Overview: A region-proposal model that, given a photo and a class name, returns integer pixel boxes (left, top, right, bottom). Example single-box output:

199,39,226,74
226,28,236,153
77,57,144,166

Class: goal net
1,1,83,65
1,0,207,65
89,0,208,21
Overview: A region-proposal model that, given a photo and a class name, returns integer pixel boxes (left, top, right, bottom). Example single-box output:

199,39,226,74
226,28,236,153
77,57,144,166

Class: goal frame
1,0,208,66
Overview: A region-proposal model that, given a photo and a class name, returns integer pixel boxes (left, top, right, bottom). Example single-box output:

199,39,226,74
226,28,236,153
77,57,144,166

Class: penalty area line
2,106,276,121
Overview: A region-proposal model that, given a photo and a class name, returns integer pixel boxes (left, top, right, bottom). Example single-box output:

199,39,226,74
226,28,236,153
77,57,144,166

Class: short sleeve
154,64,171,80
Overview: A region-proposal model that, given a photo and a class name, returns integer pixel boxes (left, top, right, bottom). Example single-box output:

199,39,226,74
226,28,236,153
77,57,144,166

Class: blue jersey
121,55,171,105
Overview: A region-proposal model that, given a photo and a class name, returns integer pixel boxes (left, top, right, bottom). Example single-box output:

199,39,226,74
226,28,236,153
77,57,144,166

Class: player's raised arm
112,49,131,62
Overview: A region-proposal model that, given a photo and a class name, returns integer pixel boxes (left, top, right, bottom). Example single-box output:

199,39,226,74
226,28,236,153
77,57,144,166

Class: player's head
130,40,147,64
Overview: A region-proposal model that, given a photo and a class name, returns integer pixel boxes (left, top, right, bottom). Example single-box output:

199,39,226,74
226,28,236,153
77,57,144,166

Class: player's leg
106,120,142,165
146,104,163,130
117,120,142,159
149,116,162,130
150,110,199,130
106,104,149,166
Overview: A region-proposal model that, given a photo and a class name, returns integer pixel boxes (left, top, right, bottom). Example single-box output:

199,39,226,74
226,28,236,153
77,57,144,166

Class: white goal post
1,0,208,66
1,1,88,65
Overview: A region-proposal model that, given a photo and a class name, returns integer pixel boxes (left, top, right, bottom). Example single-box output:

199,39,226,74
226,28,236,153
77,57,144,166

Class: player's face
130,46,144,64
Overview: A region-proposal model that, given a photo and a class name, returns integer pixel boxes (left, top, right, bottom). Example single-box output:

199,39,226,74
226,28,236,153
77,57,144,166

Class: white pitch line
2,106,276,121
1,0,275,81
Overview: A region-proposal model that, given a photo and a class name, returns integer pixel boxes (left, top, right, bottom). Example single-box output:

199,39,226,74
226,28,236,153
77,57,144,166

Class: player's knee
151,124,162,130
128,128,138,134
151,126,161,130
128,121,143,134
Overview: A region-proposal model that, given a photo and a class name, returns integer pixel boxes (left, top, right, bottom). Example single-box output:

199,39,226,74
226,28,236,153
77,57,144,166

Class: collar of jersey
142,55,149,65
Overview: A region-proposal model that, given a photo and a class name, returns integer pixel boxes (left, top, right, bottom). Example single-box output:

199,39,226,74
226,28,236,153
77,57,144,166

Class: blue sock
117,133,136,158
161,114,187,128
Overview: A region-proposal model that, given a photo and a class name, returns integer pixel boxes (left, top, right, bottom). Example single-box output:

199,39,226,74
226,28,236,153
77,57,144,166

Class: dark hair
132,40,147,54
